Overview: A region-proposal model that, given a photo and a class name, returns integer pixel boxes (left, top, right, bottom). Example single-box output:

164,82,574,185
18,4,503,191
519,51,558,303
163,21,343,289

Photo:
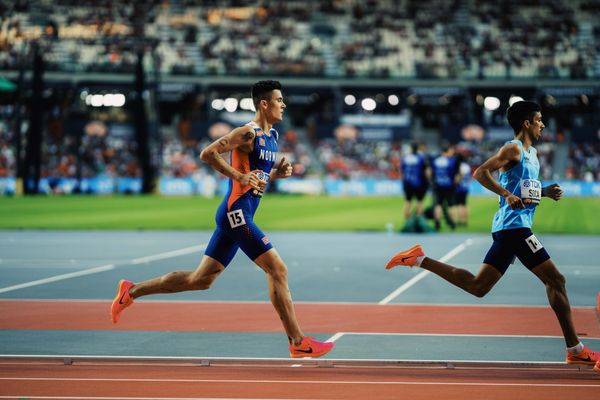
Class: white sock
567,342,584,354
415,256,425,267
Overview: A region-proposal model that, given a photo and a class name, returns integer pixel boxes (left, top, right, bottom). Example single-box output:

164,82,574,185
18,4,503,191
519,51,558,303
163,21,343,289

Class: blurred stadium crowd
2,114,599,189
2,0,600,78
0,0,599,194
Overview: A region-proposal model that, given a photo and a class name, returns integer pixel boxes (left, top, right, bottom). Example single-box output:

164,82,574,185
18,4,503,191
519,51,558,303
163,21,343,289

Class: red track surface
1,361,599,400
2,300,599,399
1,300,599,337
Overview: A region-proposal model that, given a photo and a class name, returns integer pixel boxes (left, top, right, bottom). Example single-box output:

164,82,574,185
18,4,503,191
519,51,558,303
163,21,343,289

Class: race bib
227,209,246,228
520,179,541,204
525,234,543,253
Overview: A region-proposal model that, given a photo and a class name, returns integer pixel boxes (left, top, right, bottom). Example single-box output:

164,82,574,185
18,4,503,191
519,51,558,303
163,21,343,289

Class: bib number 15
227,209,246,228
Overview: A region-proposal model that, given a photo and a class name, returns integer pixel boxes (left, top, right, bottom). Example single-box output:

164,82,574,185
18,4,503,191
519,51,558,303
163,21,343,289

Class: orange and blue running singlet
205,121,279,266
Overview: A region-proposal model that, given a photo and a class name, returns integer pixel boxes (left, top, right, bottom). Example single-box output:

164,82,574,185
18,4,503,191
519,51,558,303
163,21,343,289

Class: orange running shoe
594,360,600,373
385,244,424,269
566,346,600,365
289,336,334,359
111,279,134,323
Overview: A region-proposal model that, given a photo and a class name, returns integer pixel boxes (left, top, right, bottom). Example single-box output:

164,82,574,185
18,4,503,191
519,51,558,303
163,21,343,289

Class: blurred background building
0,0,599,196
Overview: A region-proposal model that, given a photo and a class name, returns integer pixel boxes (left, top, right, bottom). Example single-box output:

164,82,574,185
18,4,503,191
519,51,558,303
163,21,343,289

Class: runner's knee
266,263,288,282
545,271,566,291
190,277,213,290
188,272,218,290
471,280,494,298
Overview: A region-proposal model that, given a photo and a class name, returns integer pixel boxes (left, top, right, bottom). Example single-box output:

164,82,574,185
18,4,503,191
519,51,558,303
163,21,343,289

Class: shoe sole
386,245,423,269
290,344,334,359
111,279,130,324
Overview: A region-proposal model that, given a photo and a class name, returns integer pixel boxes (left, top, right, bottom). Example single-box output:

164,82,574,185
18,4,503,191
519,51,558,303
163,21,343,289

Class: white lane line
0,264,115,294
321,332,600,339
378,270,430,305
0,244,207,294
325,332,346,343
378,239,473,305
0,377,598,388
323,239,474,345
131,244,207,265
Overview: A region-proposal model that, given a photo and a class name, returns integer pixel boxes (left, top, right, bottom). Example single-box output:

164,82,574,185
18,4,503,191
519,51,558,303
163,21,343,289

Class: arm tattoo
217,138,229,149
242,130,256,142
210,151,227,174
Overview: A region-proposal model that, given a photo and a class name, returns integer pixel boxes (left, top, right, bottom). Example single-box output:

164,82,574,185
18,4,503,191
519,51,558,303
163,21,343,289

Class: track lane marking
0,244,207,294
378,239,473,305
1,377,599,388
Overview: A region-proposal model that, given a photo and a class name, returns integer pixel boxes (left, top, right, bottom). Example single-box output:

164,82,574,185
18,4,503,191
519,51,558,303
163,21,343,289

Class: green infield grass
0,195,598,234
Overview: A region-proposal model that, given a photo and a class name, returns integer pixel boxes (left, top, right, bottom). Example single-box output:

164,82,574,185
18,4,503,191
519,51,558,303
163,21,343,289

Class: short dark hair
506,101,541,135
410,141,419,153
251,80,282,109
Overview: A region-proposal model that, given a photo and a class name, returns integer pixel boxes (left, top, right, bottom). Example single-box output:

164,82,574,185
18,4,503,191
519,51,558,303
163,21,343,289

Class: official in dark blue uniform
431,145,458,231
400,142,430,220
452,153,471,226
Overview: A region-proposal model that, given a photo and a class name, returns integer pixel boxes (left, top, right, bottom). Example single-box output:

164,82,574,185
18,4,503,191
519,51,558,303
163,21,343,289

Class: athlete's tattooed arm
217,138,229,149
242,130,256,142
199,127,262,190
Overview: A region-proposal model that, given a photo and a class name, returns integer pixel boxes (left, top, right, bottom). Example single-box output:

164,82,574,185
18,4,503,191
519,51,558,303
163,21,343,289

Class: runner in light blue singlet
492,139,541,232
384,101,600,368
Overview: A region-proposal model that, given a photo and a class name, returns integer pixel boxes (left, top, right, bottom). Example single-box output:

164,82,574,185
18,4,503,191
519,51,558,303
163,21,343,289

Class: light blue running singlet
491,140,542,233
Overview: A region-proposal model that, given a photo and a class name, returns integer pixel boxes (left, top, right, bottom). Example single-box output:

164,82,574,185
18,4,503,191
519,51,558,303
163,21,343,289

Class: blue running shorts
483,228,550,274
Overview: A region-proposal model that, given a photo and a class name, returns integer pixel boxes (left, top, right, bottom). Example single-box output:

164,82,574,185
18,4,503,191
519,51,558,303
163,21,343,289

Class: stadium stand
0,0,598,194
1,0,599,78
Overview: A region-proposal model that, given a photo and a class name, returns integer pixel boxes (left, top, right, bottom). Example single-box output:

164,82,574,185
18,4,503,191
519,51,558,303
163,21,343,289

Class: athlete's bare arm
200,127,263,191
454,166,464,186
270,157,293,181
473,143,524,209
424,162,432,184
542,183,563,201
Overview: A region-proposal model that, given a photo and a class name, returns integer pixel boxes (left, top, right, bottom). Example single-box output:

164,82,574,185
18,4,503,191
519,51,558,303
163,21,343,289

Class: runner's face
265,90,285,123
526,112,544,141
